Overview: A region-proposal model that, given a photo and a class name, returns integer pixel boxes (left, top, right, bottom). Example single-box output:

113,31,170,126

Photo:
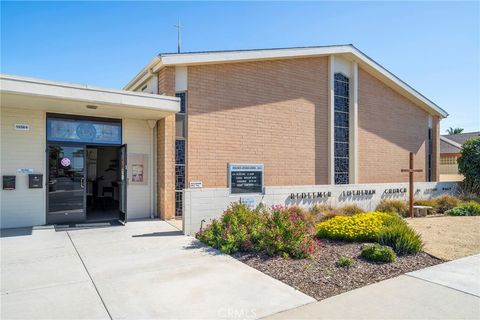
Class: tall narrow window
175,92,187,217
334,73,350,184
427,127,433,181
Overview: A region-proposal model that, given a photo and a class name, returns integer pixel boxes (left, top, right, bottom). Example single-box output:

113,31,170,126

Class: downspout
147,120,157,219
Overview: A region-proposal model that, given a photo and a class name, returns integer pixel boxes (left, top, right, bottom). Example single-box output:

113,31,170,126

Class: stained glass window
47,117,122,144
174,92,187,217
334,73,350,185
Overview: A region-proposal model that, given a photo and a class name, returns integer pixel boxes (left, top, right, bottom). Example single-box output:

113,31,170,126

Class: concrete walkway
1,220,314,319
265,254,480,319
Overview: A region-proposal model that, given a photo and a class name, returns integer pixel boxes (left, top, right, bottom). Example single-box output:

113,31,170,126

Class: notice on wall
128,153,148,185
228,163,264,194
14,123,30,131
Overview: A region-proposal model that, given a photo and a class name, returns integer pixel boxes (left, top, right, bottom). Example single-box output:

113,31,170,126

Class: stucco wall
1,107,46,228
187,57,330,188
357,67,430,183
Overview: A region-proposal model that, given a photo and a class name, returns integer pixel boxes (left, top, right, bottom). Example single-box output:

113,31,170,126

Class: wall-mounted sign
17,168,33,174
228,163,264,194
2,175,16,190
14,123,30,131
189,180,203,189
240,196,256,209
128,153,148,185
28,174,43,189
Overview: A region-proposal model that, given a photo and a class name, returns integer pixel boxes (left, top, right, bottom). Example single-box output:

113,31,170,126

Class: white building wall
123,118,153,220
183,181,460,235
0,107,46,228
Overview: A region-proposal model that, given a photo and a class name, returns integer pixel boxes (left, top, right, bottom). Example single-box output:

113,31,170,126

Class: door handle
81,178,84,188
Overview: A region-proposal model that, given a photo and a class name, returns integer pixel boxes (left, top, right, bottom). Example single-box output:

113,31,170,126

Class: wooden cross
401,152,423,218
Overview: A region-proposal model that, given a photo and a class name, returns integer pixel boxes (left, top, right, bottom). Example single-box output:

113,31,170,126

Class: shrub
310,204,341,222
339,204,365,216
458,137,480,194
197,202,265,254
458,190,480,203
336,256,354,268
433,195,460,214
378,216,423,255
445,201,480,216
260,206,317,258
376,199,409,217
361,244,396,263
197,203,318,258
316,212,392,242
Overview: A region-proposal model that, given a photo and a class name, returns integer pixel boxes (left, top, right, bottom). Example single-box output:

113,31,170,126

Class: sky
1,1,479,133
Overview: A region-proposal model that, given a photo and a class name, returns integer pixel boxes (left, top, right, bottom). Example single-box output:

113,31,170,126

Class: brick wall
157,67,176,219
357,67,429,183
187,57,330,188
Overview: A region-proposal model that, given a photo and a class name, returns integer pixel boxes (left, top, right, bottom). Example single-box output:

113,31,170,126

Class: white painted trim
1,74,179,113
328,55,335,185
124,45,448,118
350,62,359,184
175,66,188,91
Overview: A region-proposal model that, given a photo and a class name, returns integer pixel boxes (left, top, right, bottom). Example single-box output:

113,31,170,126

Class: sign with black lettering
228,163,263,194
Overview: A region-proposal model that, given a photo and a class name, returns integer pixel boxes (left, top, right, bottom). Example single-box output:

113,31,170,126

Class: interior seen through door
86,146,120,221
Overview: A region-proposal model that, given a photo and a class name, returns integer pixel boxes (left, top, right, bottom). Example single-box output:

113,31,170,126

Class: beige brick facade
357,67,431,183
157,67,176,219
187,57,329,188
154,56,440,209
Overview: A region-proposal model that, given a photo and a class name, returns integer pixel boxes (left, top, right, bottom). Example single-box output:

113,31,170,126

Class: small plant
339,204,365,216
378,216,423,255
336,256,354,268
361,244,396,263
310,204,340,222
414,199,435,207
376,199,409,217
433,195,460,214
445,201,480,216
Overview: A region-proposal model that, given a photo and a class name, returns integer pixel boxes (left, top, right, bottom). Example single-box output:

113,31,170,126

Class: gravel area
233,239,441,301
407,216,480,260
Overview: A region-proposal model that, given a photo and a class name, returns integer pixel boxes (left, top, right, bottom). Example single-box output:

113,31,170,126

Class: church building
0,45,448,228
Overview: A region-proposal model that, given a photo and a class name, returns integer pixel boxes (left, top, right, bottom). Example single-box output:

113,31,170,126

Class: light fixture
86,105,98,109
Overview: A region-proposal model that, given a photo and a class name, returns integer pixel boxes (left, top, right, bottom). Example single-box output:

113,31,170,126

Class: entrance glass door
47,145,86,224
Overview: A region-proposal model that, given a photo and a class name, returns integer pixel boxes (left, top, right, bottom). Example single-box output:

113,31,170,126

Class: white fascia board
1,74,179,113
160,46,351,66
123,56,162,91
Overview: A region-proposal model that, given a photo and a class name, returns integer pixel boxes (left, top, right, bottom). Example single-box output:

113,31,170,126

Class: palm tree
446,127,464,135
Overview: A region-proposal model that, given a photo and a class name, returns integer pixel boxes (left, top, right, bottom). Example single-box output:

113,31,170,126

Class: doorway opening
86,146,120,222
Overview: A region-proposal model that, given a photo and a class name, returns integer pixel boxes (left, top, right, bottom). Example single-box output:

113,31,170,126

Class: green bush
414,199,435,207
376,199,409,217
361,244,396,263
445,201,480,216
336,256,354,268
197,203,265,254
458,137,480,194
378,216,423,255
260,206,317,258
197,203,317,258
339,204,365,216
433,195,460,214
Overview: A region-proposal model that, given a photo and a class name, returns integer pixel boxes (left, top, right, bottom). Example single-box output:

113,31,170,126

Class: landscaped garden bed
233,239,440,300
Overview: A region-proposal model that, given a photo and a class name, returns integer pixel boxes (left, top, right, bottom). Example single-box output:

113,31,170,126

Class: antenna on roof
174,19,181,53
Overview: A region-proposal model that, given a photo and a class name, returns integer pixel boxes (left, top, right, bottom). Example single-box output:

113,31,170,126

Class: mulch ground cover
232,239,442,301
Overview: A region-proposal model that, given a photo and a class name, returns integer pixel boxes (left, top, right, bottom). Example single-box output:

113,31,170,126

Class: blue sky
1,1,479,132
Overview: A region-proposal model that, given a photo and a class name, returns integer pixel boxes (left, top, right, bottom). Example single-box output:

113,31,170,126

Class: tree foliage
458,137,480,194
446,127,464,135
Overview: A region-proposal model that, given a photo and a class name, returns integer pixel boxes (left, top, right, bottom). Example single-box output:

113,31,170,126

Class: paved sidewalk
1,220,314,319
265,254,480,319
